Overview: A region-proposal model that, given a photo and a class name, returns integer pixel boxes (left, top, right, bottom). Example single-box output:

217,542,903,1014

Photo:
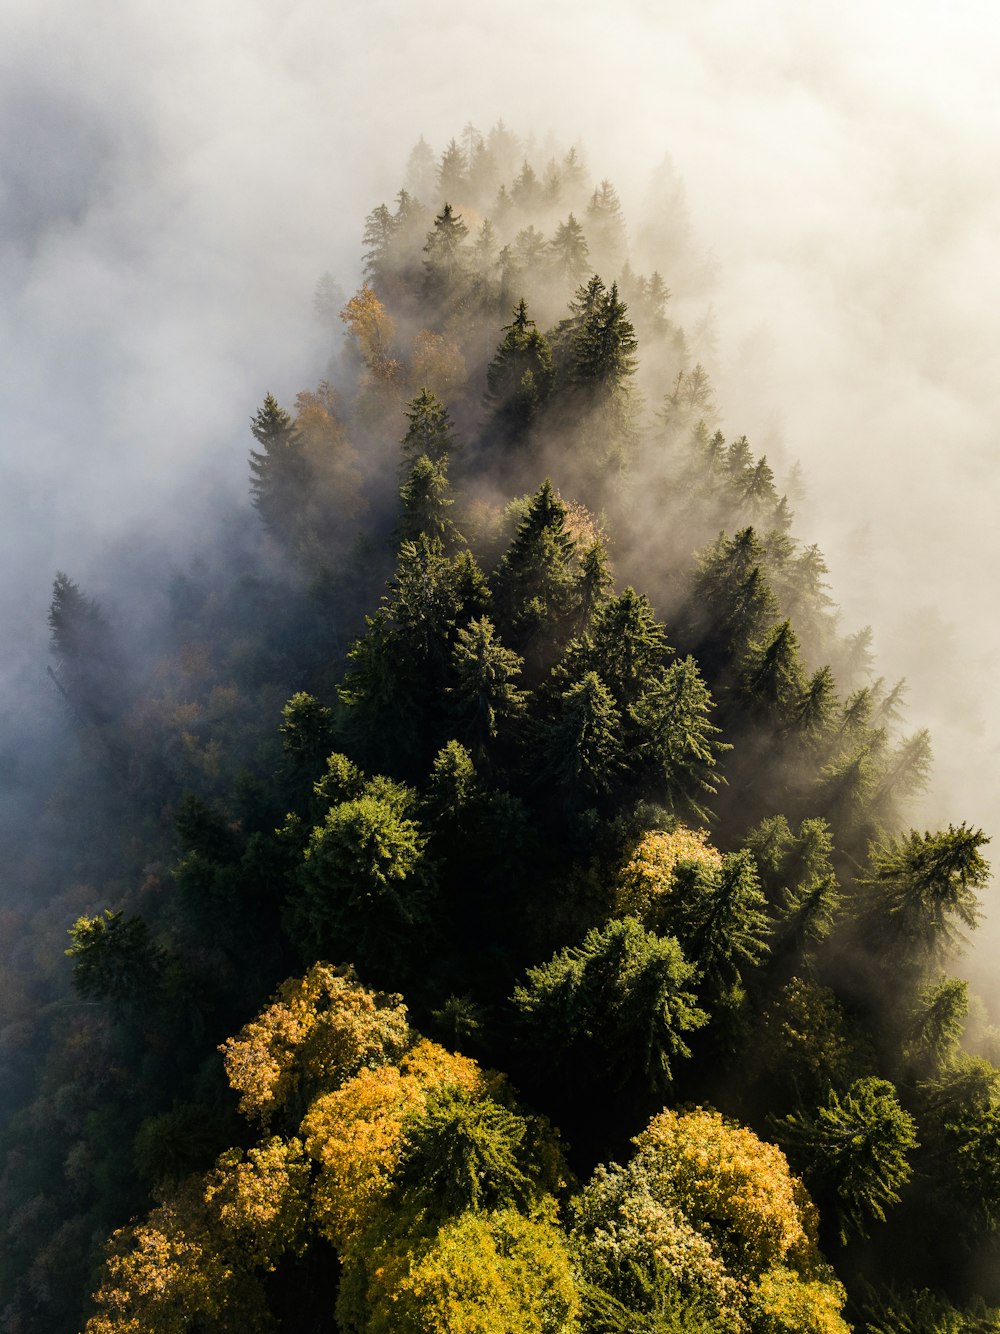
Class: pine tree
447,616,528,761
773,1077,917,1244
536,671,625,806
423,203,470,307
48,572,122,727
492,479,578,657
483,300,554,448
548,214,590,286
398,455,459,546
400,387,458,468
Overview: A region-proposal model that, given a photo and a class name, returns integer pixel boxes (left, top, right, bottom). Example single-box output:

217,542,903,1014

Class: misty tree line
0,120,997,1332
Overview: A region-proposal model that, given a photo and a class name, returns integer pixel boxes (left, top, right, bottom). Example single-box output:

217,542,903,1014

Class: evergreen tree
631,656,729,818
48,572,122,727
423,203,470,307
536,670,625,806
492,479,578,658
399,454,459,546
513,916,706,1093
854,824,991,965
773,1077,918,1244
483,300,554,448
549,213,590,286
447,616,528,761
400,387,458,468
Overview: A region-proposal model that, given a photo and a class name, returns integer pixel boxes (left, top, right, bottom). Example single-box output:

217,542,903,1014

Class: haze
3,0,998,920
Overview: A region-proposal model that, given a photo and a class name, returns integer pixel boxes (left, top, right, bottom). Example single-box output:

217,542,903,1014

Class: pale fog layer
3,0,999,968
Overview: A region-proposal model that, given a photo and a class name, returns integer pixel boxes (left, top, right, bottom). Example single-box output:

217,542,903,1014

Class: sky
3,0,1000,937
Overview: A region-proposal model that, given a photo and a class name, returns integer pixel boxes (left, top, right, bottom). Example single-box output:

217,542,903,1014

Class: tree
739,620,808,731
549,213,590,286
513,916,706,1092
854,824,991,965
560,586,673,711
483,300,554,448
66,909,165,1011
536,671,625,806
447,616,528,761
663,851,771,1002
287,787,431,978
492,479,578,658
357,1210,579,1334
391,1085,551,1222
219,963,411,1128
400,386,458,468
48,572,122,727
631,657,729,819
423,203,470,306
687,527,779,675
773,1077,918,1243
248,393,301,537
399,454,460,546
586,178,627,270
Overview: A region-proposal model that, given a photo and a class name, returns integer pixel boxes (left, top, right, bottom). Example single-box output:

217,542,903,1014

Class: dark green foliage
492,478,578,657
66,909,165,1010
400,387,458,468
631,656,728,818
392,1085,547,1222
248,393,303,538
854,824,991,965
399,454,460,545
279,691,336,775
513,916,706,1092
862,1287,1000,1333
287,785,431,976
687,527,779,674
483,299,554,446
536,671,625,806
773,1076,918,1243
448,616,528,760
661,850,771,1001
48,572,122,727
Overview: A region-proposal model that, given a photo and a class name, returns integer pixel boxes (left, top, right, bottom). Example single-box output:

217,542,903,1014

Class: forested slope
1,123,997,1333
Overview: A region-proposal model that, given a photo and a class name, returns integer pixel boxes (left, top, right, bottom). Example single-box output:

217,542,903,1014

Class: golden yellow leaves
303,1039,484,1250
612,826,722,922
635,1106,814,1276
219,963,410,1127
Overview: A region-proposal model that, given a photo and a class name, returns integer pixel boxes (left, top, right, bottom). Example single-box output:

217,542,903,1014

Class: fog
3,0,999,927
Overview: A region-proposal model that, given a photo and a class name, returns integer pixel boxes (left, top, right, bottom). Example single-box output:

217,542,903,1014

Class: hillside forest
1,122,999,1333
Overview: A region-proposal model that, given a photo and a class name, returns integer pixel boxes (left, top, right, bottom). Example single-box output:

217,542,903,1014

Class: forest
1,121,998,1332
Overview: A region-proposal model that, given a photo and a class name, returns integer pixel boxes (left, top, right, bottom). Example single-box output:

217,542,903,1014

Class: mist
3,3,999,913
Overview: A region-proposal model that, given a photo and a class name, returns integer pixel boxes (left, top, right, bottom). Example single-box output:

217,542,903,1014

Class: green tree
447,616,528,761
513,916,706,1092
248,393,304,540
536,670,625,806
549,213,590,286
287,787,431,976
66,910,165,1011
773,1077,918,1243
391,1085,555,1222
854,824,991,965
399,454,460,545
492,479,578,659
400,387,458,468
423,203,470,306
631,657,729,819
483,300,554,448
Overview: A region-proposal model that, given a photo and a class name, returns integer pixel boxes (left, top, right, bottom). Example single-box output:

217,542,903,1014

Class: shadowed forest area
1,123,998,1333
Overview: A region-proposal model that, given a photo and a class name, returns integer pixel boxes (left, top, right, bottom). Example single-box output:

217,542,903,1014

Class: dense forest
1,122,998,1332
